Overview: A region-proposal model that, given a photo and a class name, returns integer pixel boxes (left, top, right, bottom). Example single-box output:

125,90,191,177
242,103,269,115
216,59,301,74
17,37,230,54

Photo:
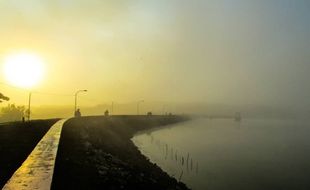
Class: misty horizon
0,0,309,115
0,102,308,121
1,1,310,190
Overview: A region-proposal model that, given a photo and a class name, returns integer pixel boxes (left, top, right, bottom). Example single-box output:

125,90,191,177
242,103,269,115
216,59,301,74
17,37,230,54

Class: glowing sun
3,52,45,88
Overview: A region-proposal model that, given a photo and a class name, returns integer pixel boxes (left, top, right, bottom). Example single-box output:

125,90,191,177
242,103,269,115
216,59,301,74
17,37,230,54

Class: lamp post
162,104,167,115
74,89,87,116
111,101,114,115
137,100,144,115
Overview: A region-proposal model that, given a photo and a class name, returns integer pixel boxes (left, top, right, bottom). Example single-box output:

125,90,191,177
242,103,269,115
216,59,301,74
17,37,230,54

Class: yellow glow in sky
0,1,309,109
3,52,45,89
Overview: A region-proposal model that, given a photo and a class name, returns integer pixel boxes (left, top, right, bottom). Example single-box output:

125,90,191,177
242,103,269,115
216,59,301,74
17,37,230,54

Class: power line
31,91,73,97
0,81,28,93
78,96,102,103
0,81,74,97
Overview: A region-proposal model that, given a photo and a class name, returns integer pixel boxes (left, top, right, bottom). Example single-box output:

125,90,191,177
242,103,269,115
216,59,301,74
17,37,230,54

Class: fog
0,0,309,118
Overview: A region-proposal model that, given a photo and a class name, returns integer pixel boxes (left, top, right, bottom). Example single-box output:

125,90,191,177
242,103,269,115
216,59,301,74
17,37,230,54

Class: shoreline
52,115,191,190
132,117,193,136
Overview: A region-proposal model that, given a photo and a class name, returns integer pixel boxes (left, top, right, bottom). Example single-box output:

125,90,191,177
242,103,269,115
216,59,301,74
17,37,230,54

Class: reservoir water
132,118,310,190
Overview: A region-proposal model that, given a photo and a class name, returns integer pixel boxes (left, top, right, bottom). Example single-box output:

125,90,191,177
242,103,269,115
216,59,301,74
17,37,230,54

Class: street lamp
74,89,87,116
162,104,167,115
137,100,144,115
111,101,114,115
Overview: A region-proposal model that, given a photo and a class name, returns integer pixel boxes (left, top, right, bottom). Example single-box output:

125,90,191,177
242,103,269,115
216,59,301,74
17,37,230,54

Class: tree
0,104,26,122
0,93,9,103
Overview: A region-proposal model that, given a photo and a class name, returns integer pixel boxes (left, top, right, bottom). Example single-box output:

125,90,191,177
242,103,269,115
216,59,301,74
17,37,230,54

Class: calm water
132,118,310,190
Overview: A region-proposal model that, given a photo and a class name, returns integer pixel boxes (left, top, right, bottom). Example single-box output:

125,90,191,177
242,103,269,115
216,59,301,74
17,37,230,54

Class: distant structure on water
234,112,242,122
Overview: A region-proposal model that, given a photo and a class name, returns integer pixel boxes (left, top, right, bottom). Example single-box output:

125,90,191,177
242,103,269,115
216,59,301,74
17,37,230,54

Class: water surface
132,118,310,190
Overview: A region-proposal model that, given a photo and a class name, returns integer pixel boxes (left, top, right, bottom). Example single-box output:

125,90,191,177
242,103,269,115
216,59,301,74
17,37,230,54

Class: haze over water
1,1,310,117
133,118,310,190
0,1,309,189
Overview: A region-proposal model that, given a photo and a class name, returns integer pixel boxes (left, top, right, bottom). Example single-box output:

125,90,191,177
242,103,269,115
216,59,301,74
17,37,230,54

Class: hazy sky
0,0,309,108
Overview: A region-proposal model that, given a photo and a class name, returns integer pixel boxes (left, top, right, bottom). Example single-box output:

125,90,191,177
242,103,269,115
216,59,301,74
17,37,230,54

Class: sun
3,52,45,89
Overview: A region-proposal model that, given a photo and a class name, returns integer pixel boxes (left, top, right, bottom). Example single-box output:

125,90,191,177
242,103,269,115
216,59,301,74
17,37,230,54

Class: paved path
2,119,68,190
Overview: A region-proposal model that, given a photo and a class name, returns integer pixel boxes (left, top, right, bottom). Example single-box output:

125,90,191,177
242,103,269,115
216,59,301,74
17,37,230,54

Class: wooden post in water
165,144,168,159
196,162,199,174
179,170,183,181
186,153,189,172
191,158,193,171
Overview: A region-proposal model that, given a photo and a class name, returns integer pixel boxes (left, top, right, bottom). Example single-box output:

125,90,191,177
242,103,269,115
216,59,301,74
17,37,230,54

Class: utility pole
28,92,32,121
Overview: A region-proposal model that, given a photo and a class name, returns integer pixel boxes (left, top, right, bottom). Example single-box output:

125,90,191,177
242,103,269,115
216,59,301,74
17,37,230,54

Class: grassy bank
52,115,190,190
0,119,60,187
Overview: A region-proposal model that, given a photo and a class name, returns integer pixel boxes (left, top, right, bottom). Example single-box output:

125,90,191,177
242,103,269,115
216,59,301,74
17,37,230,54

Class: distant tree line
0,104,26,122
0,92,26,122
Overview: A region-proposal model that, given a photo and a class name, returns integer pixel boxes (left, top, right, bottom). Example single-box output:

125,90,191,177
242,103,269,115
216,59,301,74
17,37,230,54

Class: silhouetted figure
75,109,81,117
104,110,109,116
22,116,25,123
